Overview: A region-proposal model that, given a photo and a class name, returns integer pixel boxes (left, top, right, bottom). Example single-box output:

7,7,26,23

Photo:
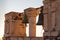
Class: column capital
24,7,40,17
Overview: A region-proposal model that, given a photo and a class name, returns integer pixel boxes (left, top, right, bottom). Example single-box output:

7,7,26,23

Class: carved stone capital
24,7,40,17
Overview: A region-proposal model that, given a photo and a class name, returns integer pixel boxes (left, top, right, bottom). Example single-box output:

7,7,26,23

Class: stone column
43,0,60,40
3,12,26,40
24,8,40,37
29,16,36,37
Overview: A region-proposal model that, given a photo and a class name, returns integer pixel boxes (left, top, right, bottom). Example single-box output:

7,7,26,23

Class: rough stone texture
3,37,43,40
43,14,48,31
4,12,26,37
18,37,23,40
43,0,59,31
10,37,18,40
24,37,30,40
3,0,60,40
50,31,58,36
29,17,36,37
43,0,60,40
43,32,50,36
3,8,42,40
31,38,38,40
24,8,40,37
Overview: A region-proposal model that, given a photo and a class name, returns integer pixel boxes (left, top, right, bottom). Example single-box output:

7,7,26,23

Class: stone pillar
24,8,40,37
29,16,36,37
3,12,26,40
43,0,60,40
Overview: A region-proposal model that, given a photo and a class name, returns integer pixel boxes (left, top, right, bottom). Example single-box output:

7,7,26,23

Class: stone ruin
3,0,60,40
3,8,43,40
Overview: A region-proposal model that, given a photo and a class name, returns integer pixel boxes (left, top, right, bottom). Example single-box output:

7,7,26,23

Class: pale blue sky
0,0,43,38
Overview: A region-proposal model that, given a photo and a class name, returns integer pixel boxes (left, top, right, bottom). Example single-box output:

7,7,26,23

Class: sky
0,0,44,39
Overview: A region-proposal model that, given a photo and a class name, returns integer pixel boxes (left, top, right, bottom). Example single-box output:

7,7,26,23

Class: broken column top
24,7,40,17
5,11,23,16
5,11,24,20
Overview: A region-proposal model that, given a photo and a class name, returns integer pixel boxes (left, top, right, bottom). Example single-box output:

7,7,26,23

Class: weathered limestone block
44,31,58,39
24,7,40,37
24,37,43,40
24,37,30,40
43,0,60,40
10,37,17,40
51,31,58,36
31,38,38,40
18,37,23,40
4,12,26,37
11,20,26,36
43,32,50,36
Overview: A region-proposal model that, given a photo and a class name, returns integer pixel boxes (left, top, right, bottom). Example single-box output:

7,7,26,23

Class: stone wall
3,37,43,40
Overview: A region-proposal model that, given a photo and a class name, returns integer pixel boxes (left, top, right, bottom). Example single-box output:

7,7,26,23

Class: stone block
4,12,26,37
51,31,58,36
24,37,30,40
43,32,50,36
10,37,17,40
18,37,23,40
45,39,50,40
38,37,43,40
11,20,26,36
31,38,38,40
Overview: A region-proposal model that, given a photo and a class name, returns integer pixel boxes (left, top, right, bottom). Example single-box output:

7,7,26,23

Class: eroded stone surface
43,0,60,40
4,12,26,37
24,8,40,37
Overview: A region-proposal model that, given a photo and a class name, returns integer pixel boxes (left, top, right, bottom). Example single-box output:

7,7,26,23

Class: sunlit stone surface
43,0,60,40
24,7,40,37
